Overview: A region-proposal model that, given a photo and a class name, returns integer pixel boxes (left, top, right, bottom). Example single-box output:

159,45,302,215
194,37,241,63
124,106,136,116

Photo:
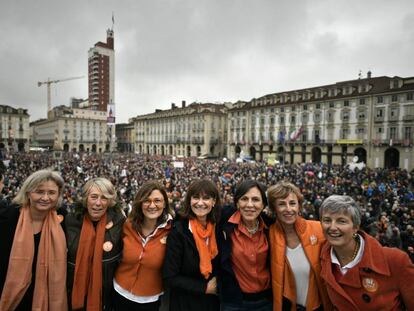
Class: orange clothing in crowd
114,220,171,296
320,231,414,311
269,217,332,311
229,210,270,293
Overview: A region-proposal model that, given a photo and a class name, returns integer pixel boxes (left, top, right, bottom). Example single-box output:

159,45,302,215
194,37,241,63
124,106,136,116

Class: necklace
350,236,360,261
243,219,259,236
335,235,360,267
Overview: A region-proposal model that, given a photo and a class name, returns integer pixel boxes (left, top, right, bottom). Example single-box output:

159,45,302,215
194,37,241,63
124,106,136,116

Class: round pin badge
103,241,113,252
362,277,379,292
105,221,114,229
310,235,318,245
160,236,167,244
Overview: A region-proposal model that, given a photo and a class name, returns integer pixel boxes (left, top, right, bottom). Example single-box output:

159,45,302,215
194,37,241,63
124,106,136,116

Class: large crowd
0,151,413,311
2,151,414,255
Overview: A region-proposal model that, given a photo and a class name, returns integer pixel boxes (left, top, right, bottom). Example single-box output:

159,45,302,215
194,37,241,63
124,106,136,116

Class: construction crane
37,76,84,115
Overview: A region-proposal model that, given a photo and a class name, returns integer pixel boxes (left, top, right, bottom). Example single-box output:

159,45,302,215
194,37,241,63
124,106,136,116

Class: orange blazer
269,217,332,311
320,231,414,311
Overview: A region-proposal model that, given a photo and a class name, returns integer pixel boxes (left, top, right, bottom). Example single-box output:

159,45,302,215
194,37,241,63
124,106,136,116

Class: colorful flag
278,131,285,144
290,126,304,142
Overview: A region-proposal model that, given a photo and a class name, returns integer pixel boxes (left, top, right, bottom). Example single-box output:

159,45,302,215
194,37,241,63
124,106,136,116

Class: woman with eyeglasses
163,179,221,311
0,169,68,311
113,181,173,311
216,179,273,311
66,177,125,311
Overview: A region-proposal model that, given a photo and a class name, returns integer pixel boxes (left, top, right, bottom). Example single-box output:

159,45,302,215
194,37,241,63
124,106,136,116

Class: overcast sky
1,0,413,123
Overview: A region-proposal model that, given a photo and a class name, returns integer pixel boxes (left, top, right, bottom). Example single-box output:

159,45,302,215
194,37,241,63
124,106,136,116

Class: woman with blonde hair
0,169,68,311
66,177,125,310
267,181,331,311
114,180,173,310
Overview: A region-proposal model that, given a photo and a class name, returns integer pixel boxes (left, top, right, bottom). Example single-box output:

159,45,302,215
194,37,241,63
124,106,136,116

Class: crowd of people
0,151,413,310
2,152,414,256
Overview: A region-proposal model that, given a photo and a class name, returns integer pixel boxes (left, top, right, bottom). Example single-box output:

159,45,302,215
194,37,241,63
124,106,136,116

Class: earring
352,233,358,239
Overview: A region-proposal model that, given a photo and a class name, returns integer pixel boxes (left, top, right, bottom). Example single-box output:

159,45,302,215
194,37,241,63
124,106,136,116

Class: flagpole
112,12,115,30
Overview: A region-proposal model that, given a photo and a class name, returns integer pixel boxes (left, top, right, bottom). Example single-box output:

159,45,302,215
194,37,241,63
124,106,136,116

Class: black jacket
216,206,273,305
163,218,220,311
65,206,125,311
0,202,20,300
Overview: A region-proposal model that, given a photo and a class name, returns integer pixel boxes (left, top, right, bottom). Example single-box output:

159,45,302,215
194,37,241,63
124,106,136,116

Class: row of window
230,93,414,117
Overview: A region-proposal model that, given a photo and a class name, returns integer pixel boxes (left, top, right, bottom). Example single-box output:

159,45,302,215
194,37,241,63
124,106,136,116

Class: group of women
0,169,413,311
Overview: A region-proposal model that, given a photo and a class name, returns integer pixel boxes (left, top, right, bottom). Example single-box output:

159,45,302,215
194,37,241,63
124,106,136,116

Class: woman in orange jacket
267,182,331,311
113,181,173,311
319,195,414,311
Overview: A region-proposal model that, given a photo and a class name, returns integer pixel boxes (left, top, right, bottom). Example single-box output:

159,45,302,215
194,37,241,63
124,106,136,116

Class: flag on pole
290,126,304,142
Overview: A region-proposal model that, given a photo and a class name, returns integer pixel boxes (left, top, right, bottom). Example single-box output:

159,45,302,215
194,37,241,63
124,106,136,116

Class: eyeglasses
31,190,59,198
142,198,164,207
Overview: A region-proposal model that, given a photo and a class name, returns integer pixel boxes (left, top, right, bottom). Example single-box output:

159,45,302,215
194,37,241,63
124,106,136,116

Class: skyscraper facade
88,29,115,112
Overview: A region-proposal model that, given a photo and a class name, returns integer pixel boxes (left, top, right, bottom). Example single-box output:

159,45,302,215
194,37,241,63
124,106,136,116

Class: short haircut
179,179,221,224
234,179,268,208
267,181,303,213
319,195,361,228
12,169,64,208
82,177,117,208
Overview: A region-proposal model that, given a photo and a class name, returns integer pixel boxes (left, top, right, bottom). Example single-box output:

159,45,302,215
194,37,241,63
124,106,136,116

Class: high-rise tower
88,28,115,112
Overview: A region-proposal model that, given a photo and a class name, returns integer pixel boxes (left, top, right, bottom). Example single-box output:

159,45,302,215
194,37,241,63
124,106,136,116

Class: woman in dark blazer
65,177,125,311
0,169,68,311
217,180,273,311
163,179,221,311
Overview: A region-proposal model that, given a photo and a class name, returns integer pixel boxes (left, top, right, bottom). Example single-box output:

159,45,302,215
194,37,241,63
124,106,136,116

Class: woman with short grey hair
65,177,125,310
319,194,414,310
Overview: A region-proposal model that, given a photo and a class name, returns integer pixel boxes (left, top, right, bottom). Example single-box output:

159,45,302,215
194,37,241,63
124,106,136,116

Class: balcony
193,138,204,144
403,115,414,121
371,138,409,146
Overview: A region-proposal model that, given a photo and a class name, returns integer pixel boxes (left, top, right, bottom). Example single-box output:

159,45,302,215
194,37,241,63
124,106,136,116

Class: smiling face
190,193,216,223
142,189,165,221
321,211,358,248
274,192,300,227
237,187,264,224
29,180,60,214
86,186,109,221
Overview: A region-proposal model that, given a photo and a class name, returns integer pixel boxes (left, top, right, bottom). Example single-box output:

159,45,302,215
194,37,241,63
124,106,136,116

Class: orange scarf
189,219,218,279
0,206,68,311
71,213,107,311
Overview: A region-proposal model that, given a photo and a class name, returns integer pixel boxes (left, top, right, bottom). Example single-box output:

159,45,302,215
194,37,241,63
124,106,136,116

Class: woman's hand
205,276,217,295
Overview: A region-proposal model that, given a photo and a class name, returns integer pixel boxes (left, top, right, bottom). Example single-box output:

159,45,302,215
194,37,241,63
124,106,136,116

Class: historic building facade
131,101,228,157
227,73,414,170
0,105,30,152
116,122,135,152
30,106,110,152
